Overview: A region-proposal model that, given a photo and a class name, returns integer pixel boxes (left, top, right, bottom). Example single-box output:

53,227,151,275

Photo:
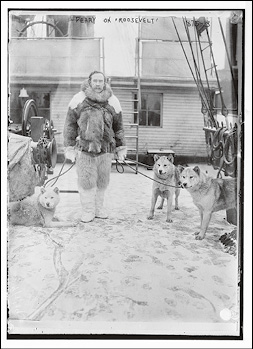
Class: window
134,92,162,126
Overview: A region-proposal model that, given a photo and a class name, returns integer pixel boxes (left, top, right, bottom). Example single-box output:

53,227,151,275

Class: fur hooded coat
63,80,126,155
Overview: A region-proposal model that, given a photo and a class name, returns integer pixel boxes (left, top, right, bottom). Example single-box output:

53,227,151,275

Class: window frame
134,91,163,128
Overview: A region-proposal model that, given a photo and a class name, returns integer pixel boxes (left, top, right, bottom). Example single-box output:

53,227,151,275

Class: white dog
8,187,76,227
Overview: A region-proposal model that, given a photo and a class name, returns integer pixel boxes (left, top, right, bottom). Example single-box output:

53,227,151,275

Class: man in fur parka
63,71,127,223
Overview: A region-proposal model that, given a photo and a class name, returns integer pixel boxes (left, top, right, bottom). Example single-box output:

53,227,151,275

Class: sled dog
8,187,76,227
147,154,180,222
178,166,237,240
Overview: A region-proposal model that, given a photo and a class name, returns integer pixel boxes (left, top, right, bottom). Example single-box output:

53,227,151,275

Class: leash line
44,160,75,187
117,160,182,189
115,159,125,173
44,157,182,190
125,157,152,169
115,157,152,173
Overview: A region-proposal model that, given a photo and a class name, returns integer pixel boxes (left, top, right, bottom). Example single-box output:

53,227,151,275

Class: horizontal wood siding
51,86,207,158
50,86,80,152
113,88,139,152
117,87,207,157
164,89,207,157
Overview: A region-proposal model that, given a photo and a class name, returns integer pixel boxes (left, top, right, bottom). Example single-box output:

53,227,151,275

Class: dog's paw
157,206,163,210
166,218,173,223
147,215,154,220
174,206,179,210
195,234,204,240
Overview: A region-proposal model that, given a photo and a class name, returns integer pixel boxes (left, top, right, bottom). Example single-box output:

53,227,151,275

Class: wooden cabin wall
113,87,207,158
50,85,207,158
50,85,79,153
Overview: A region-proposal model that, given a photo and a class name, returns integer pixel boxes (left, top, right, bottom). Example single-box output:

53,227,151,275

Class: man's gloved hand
64,146,77,163
116,146,127,161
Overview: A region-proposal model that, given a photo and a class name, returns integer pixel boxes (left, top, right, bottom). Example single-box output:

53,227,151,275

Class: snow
7,162,240,336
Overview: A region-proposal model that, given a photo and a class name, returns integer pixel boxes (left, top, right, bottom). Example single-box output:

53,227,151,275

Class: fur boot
95,188,108,219
79,186,96,223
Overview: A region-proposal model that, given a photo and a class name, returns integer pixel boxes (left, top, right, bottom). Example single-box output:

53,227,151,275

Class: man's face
90,73,105,93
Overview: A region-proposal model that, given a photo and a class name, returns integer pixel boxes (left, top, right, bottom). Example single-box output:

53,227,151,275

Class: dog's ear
53,187,60,194
177,165,185,173
167,154,174,163
193,166,201,176
154,154,160,162
41,187,46,194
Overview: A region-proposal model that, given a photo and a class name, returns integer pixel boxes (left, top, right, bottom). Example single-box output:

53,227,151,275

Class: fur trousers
76,151,113,190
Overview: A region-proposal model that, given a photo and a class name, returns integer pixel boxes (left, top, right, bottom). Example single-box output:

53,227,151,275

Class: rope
115,157,152,174
172,17,213,125
116,159,182,189
205,28,228,117
218,17,238,99
210,127,237,178
44,159,75,187
115,160,125,173
193,16,215,114
223,130,237,166
182,17,217,127
45,156,182,191
125,157,152,169
211,127,226,160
